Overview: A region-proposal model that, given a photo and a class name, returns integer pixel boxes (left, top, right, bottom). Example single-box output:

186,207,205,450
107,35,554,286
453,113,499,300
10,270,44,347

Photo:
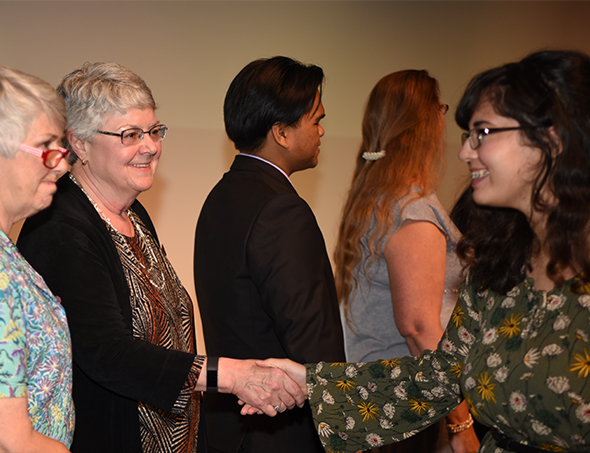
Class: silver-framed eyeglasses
97,124,168,146
19,143,70,169
461,126,537,149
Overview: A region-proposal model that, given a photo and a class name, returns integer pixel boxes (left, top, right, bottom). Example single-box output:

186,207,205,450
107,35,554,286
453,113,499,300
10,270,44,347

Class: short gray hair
0,65,66,158
57,62,156,144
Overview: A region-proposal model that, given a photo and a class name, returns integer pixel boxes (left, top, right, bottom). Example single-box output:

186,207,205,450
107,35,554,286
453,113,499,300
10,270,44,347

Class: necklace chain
69,173,165,290
69,173,131,234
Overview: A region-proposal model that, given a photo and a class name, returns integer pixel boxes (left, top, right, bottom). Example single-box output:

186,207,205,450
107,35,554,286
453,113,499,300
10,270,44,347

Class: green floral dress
306,272,590,452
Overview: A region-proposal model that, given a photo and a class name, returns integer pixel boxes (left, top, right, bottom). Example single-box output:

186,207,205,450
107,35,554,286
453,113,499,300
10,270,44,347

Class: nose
319,124,325,137
53,153,70,176
458,139,476,163
139,133,159,155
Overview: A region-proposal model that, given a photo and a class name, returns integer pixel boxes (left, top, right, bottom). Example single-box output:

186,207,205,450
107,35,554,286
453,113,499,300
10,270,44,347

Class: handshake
198,358,308,416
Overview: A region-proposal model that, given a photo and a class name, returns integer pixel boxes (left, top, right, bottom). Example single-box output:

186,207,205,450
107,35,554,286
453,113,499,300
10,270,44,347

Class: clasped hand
216,358,307,416
233,358,307,416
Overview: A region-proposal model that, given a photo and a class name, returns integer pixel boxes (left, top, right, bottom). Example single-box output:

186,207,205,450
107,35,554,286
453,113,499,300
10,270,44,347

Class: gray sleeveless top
342,190,464,362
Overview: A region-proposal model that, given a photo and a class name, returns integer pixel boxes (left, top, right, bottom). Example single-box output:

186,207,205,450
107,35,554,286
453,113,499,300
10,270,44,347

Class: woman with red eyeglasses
0,65,73,451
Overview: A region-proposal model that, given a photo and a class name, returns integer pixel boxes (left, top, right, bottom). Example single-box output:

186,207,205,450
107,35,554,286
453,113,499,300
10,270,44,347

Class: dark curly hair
455,50,590,294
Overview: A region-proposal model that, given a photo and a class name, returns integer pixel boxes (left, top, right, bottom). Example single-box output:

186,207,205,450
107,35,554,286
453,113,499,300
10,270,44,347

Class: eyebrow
114,121,161,130
34,133,60,144
471,120,492,129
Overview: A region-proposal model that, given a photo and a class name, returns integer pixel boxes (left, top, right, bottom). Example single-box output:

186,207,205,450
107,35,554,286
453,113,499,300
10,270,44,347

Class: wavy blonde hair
334,70,445,323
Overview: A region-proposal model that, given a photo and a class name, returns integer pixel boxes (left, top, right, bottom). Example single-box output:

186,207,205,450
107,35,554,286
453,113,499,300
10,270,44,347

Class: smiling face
458,100,544,217
0,112,68,233
77,108,162,208
283,92,325,175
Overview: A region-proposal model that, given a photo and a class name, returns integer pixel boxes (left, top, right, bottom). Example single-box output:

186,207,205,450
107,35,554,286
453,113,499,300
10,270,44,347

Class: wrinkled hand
220,358,306,417
238,358,307,416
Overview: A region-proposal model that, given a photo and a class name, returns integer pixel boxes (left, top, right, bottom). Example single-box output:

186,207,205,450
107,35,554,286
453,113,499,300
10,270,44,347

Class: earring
81,159,88,166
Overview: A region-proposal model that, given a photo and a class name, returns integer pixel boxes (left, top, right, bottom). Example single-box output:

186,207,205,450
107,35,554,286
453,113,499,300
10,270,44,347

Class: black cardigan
18,174,196,452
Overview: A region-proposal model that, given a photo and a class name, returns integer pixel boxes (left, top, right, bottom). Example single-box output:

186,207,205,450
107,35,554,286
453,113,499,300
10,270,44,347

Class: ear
66,129,88,160
547,127,563,157
270,122,289,149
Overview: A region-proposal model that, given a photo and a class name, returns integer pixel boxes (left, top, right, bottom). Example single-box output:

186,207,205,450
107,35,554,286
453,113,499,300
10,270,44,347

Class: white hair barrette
362,150,386,161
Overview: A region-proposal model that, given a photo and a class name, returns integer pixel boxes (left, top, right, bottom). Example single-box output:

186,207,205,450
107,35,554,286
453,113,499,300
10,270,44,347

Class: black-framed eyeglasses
19,143,71,169
97,124,168,146
461,126,538,149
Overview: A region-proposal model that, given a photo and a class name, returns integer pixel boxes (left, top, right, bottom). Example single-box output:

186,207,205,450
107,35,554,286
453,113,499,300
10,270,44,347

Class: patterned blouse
306,271,590,452
0,230,74,446
108,210,204,453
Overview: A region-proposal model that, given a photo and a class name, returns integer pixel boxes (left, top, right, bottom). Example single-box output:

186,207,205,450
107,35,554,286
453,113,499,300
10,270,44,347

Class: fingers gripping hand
238,358,308,416
224,359,303,417
255,358,307,398
239,402,263,416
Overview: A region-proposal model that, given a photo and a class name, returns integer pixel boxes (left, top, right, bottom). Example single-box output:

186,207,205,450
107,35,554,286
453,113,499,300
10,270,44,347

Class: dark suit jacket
194,155,345,453
18,175,196,453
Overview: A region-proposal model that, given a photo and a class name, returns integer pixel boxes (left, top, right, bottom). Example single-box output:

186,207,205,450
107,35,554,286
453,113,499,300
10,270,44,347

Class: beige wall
3,1,590,352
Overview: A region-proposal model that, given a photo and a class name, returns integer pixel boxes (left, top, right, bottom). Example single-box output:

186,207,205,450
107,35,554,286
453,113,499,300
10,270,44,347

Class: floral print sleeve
305,276,479,452
0,264,28,399
455,274,590,452
307,271,590,453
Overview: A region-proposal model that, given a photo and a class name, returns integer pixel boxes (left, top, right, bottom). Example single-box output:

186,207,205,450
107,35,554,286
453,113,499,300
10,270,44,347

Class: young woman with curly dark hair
257,50,590,453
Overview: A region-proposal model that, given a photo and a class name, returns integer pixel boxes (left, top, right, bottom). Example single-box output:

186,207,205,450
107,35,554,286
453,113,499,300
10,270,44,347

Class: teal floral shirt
307,271,590,452
0,231,74,446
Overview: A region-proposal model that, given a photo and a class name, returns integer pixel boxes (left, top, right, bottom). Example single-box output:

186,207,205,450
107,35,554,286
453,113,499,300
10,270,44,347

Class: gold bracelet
447,414,474,434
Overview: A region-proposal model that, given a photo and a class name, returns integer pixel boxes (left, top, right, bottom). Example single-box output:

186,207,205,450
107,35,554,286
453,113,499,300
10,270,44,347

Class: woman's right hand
197,357,307,416
238,358,307,415
255,358,307,390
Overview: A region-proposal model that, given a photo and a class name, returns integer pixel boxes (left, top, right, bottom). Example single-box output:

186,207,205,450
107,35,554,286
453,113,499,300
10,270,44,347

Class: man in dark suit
194,56,345,453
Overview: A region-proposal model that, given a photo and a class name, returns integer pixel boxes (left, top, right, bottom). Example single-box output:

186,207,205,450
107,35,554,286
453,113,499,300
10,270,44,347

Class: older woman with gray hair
18,62,303,453
0,65,73,451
